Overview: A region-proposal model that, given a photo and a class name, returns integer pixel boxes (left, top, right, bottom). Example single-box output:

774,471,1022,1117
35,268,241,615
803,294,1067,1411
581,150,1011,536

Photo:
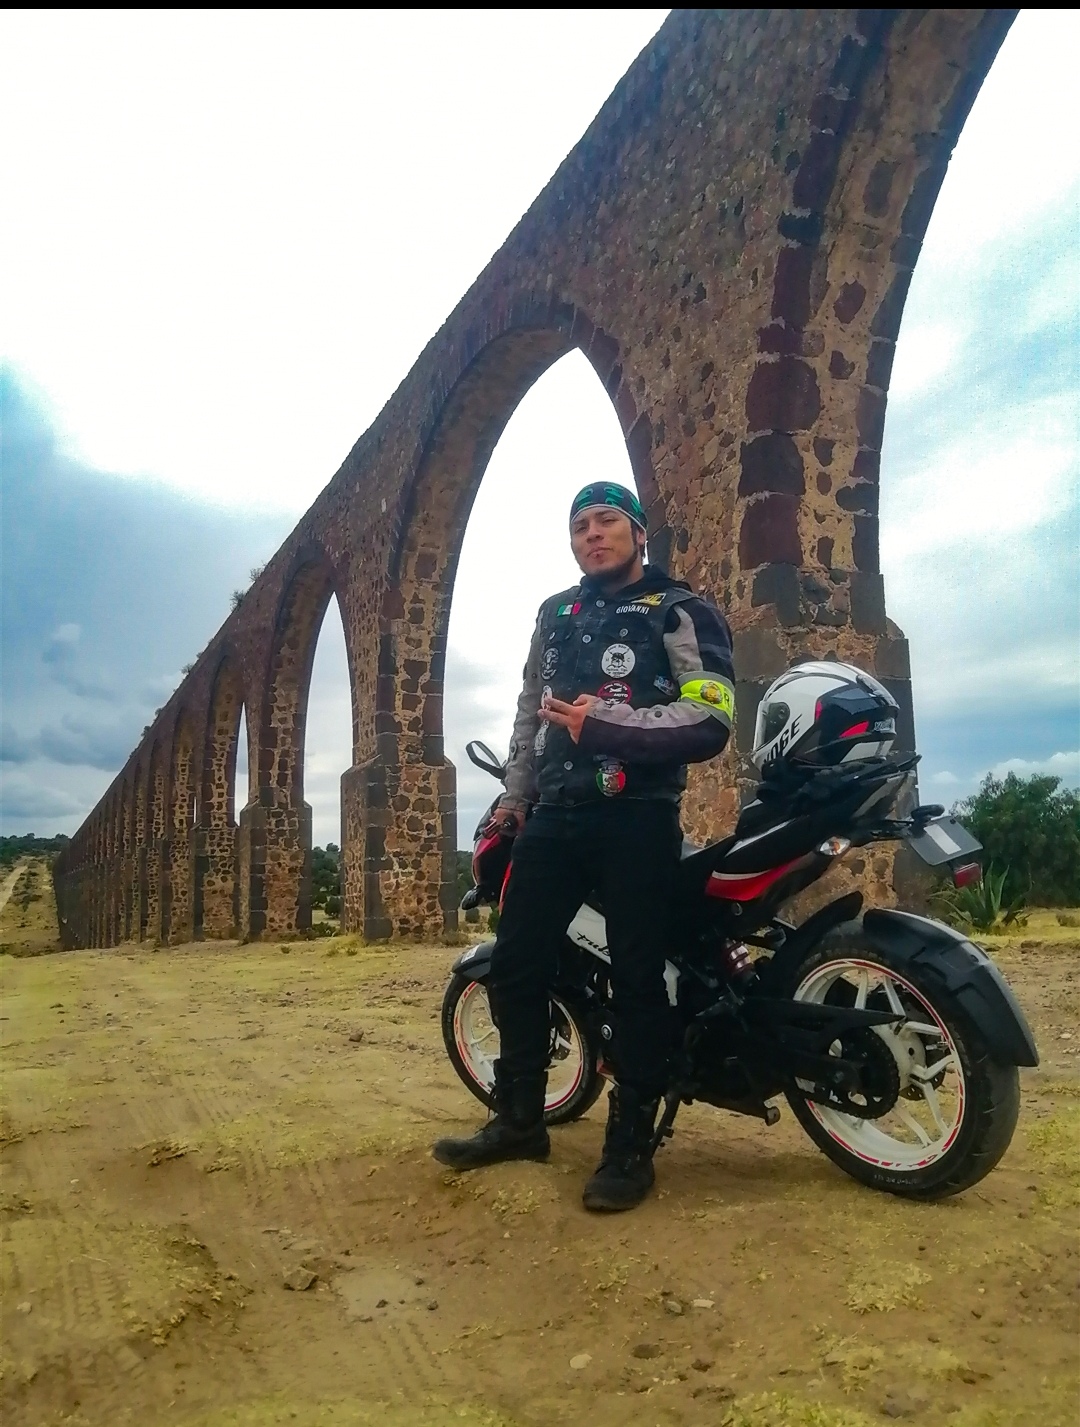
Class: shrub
953,773,1080,908
933,863,1027,933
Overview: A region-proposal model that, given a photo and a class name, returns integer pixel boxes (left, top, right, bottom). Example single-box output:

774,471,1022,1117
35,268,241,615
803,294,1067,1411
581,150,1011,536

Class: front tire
441,974,605,1126
782,924,1021,1200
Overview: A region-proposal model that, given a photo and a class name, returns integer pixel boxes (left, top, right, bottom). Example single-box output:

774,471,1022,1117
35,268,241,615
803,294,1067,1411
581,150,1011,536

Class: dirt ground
1,875,1077,1427
0,860,60,959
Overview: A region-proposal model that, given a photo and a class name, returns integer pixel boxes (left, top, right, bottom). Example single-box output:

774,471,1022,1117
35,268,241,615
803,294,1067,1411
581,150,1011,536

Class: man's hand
483,805,525,838
541,694,597,744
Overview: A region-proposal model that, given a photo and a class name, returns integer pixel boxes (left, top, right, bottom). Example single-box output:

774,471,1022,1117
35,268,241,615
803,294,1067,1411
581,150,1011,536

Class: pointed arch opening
242,551,354,938
303,592,351,933
369,311,658,938
445,348,644,850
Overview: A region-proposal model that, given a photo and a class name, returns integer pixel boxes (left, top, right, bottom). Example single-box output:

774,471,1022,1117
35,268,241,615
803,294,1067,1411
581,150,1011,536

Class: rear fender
859,909,1039,1068
451,940,495,981
759,891,864,994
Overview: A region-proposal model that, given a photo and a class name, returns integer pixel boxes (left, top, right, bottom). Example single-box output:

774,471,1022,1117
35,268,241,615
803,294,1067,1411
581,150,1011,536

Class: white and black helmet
751,661,899,772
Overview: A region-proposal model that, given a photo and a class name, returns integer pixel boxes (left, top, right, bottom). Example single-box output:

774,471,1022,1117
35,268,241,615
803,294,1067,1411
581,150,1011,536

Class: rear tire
782,924,1021,1200
441,974,605,1126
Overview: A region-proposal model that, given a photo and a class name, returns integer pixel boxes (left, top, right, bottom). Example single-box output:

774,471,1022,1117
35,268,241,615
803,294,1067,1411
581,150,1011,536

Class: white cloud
915,11,1080,267
881,397,1077,562
988,750,1079,785
925,770,961,788
0,9,668,513
888,321,967,401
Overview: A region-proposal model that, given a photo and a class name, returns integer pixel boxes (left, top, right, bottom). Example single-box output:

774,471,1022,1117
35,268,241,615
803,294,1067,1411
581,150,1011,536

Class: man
433,482,734,1211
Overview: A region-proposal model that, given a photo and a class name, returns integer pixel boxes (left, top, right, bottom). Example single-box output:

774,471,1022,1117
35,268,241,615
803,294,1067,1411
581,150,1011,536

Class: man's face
570,507,643,579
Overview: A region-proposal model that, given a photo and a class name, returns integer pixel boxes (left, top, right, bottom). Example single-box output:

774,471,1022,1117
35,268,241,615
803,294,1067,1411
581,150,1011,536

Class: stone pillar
154,838,172,944
199,823,238,937
166,829,194,945
237,788,311,939
343,756,457,941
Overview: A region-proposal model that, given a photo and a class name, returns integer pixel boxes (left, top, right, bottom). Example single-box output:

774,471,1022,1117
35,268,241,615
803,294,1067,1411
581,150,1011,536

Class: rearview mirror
466,740,506,781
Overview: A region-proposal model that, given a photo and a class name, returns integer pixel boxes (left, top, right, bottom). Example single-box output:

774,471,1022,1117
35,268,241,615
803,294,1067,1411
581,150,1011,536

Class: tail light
952,862,982,888
840,721,870,739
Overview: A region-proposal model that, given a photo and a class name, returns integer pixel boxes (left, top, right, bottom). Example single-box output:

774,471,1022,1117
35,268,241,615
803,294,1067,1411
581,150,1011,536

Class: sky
1,9,1077,847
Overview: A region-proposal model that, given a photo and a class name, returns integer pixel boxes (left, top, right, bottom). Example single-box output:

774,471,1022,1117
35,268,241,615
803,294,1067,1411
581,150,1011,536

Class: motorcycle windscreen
906,816,982,868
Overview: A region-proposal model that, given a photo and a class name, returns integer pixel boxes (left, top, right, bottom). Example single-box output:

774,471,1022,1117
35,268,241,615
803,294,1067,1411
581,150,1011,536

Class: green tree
310,843,342,912
953,773,1080,907
456,849,474,903
0,834,70,869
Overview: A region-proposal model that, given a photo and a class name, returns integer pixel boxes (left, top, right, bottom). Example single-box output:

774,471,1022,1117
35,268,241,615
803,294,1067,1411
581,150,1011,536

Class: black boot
432,1063,550,1170
581,1083,660,1212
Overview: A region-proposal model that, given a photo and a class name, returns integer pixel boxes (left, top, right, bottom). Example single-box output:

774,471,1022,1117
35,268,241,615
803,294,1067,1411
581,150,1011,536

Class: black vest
533,580,696,805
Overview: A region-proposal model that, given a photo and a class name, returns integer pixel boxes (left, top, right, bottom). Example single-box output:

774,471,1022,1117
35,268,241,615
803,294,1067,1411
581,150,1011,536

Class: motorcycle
441,738,1038,1199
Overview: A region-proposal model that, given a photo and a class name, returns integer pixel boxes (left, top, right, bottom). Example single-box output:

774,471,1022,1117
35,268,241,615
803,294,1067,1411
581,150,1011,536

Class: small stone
282,1267,317,1291
927,1332,940,1343
881,1396,915,1420
427,1300,438,1311
631,1343,660,1360
375,1298,388,1308
358,1313,373,1323
663,1297,684,1315
348,1030,364,1043
691,1298,715,1309
960,1369,979,1385
570,1353,592,1371
414,1274,426,1285
16,1301,31,1315
691,1357,713,1373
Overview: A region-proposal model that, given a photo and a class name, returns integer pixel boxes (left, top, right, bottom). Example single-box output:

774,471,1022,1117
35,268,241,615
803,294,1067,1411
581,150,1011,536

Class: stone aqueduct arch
52,8,1016,948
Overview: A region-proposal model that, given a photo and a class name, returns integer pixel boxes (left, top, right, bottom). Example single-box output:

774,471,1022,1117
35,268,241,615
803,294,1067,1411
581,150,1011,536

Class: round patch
541,646,559,678
600,643,635,677
597,681,632,704
698,681,728,706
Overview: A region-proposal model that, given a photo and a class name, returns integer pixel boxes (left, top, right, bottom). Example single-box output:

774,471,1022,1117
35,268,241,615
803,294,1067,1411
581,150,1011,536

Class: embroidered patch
637,592,666,606
653,675,678,696
681,677,735,718
614,602,654,616
596,758,626,797
541,646,559,678
600,643,635,677
556,602,581,617
597,681,632,704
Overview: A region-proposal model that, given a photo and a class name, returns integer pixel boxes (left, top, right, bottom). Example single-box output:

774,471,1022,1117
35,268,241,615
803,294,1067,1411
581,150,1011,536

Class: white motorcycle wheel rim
792,957,967,1172
452,981,585,1112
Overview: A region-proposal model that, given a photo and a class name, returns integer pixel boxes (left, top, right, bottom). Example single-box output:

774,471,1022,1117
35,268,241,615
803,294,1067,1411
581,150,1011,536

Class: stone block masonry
53,9,1016,947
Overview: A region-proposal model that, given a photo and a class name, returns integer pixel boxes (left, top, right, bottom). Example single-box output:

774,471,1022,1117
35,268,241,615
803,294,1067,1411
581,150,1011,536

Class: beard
594,545,643,590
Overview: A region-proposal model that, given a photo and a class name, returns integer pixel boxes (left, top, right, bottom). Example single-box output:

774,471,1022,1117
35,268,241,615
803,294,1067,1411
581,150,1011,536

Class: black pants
487,799,682,1096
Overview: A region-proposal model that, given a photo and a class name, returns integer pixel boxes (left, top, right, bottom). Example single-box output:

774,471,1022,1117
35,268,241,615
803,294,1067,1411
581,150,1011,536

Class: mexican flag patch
557,603,581,616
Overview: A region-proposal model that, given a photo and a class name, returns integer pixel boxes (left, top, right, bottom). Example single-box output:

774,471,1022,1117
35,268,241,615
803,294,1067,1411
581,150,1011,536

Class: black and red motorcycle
441,739,1037,1200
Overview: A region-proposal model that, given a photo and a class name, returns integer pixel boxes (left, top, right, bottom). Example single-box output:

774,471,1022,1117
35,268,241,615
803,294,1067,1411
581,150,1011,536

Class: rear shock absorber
721,941,756,989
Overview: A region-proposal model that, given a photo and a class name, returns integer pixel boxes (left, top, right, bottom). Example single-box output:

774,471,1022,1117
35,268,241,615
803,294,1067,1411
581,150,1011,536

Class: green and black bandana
569,482,647,533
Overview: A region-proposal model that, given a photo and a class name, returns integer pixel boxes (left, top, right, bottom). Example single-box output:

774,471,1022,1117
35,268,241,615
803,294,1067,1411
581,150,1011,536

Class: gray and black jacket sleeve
502,612,543,813
577,596,734,765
